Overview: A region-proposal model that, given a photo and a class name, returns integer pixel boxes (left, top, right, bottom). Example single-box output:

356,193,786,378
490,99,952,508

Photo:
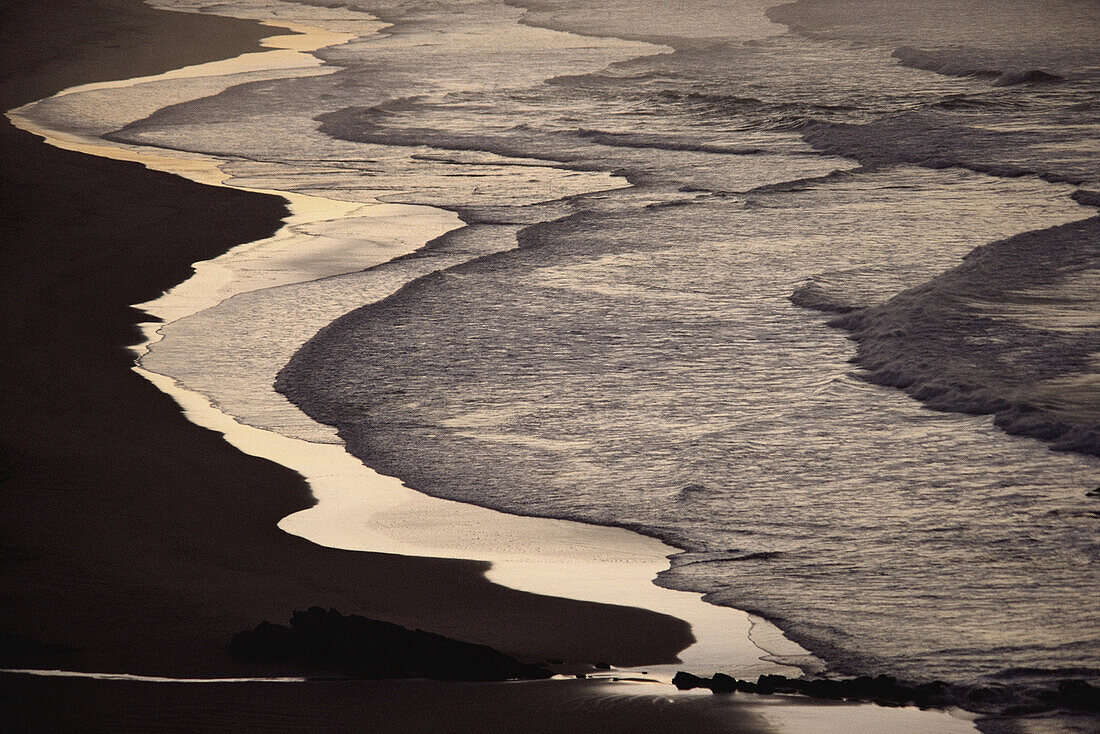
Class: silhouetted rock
710,672,738,693
672,671,708,690
672,671,1100,715
673,671,953,707
230,607,552,681
672,671,753,695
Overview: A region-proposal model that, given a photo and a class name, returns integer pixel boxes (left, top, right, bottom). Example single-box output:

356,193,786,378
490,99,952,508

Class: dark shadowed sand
3,674,773,733
0,1,717,729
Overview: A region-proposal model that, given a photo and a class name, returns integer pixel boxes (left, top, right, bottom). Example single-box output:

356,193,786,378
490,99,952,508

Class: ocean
22,0,1098,729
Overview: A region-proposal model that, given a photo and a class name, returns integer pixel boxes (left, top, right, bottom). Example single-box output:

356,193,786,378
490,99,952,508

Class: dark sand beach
0,1,714,729
4,674,767,733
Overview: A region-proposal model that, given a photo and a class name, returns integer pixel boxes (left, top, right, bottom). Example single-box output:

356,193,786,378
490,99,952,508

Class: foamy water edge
5,6,983,731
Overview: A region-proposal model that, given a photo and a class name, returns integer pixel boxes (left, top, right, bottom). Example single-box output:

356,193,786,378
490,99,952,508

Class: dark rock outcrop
674,671,958,707
673,671,1100,715
230,607,552,681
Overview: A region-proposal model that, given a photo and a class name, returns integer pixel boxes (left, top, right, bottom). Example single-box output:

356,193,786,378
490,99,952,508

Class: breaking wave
801,218,1100,456
892,46,1066,87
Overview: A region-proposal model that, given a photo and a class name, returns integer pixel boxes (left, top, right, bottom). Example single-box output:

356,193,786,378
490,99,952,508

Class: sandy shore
0,2,980,731
0,0,693,682
35,27,814,674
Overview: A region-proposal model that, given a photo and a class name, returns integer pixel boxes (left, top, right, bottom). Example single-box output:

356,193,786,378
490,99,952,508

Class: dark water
64,0,1100,727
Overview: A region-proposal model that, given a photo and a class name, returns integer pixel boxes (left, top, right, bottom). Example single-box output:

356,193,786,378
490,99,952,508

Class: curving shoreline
18,0,809,681
0,0,697,686
0,2,985,732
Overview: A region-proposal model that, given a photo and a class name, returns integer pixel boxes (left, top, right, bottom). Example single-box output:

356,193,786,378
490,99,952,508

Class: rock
672,671,749,694
673,670,1098,714
710,673,738,693
673,671,954,707
230,607,552,681
672,671,709,690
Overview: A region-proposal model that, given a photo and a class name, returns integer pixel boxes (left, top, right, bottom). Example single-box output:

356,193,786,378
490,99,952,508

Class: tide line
11,4,810,685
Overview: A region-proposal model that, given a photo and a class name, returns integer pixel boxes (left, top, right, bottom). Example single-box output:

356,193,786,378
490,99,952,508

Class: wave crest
892,46,1066,87
821,218,1100,457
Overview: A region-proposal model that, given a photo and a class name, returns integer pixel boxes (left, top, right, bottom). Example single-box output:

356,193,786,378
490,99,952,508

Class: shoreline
0,2,981,731
11,0,815,681
0,0,698,682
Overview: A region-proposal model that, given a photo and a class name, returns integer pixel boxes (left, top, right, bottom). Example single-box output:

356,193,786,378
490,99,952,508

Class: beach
0,0,722,724
1,1,1092,732
0,0,714,667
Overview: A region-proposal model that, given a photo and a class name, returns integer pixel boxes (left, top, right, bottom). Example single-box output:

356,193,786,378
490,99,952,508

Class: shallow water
278,164,1099,698
23,0,1098,724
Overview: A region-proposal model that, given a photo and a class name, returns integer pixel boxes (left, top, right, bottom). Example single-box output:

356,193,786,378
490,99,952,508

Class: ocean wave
892,46,1067,88
573,128,765,155
800,113,1093,186
655,89,767,108
1072,189,1100,209
652,89,862,130
819,217,1100,457
929,94,1023,112
893,45,1064,88
892,46,1001,79
991,69,1066,87
315,105,579,165
767,0,1100,79
789,266,929,314
547,68,674,87
676,93,850,117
